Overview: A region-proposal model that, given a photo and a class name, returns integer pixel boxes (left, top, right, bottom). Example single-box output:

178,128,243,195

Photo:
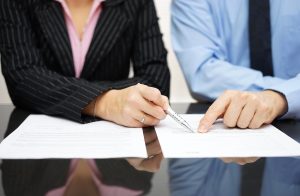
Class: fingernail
198,125,207,133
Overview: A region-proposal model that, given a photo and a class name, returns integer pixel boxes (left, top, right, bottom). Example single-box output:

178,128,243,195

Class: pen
165,106,194,133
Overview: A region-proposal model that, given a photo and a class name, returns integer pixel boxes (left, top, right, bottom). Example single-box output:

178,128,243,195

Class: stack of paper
1,114,299,159
155,114,300,158
0,115,147,159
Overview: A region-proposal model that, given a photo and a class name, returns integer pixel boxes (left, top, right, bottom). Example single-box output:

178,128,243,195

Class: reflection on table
0,103,300,196
1,108,153,196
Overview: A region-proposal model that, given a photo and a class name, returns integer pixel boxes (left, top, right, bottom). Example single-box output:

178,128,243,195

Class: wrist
95,90,117,120
264,90,288,116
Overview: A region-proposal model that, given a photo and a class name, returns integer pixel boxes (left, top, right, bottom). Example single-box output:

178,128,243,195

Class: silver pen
165,106,194,133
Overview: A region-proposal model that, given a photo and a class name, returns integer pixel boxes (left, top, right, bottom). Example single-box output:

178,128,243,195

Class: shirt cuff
267,83,300,119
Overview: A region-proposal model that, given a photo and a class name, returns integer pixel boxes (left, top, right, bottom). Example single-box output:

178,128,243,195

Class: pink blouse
46,160,142,196
55,0,102,78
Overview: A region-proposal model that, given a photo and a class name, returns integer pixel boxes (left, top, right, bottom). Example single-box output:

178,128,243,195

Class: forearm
180,55,284,99
3,66,107,122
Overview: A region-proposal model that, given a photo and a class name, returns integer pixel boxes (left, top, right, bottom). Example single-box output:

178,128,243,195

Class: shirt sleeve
171,0,300,119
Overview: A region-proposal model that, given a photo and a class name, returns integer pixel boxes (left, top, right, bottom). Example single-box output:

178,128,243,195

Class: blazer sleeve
0,0,170,123
131,0,170,97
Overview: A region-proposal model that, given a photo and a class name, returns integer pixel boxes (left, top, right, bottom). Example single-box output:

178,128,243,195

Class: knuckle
223,90,233,96
135,83,144,93
240,92,249,100
153,88,161,95
152,88,161,100
127,94,138,105
224,89,234,94
126,93,134,102
249,94,258,102
224,89,240,96
131,85,139,92
258,102,269,111
136,83,143,89
123,106,131,115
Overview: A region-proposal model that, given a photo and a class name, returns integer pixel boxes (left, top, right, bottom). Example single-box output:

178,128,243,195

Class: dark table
0,103,300,196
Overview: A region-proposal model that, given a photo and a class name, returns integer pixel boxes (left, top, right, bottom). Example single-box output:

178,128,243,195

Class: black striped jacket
0,0,170,122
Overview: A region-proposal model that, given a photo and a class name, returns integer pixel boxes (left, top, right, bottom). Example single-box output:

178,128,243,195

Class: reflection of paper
0,115,147,159
156,114,300,158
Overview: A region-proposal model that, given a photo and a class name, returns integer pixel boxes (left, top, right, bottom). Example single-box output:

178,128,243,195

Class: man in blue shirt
170,1,300,195
172,0,300,132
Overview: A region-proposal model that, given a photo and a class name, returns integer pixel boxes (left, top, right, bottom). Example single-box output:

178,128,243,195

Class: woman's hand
95,83,169,127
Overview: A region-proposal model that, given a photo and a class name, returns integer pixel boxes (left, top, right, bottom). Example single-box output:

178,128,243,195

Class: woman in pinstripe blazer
0,0,170,127
0,0,169,173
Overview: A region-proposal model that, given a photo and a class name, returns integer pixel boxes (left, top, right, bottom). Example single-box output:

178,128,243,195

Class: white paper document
0,115,147,159
156,114,300,158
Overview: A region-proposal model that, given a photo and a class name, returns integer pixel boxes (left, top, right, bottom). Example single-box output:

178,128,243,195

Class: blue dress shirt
172,0,300,119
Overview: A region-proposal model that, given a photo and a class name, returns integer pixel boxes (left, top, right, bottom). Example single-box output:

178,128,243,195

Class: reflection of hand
221,157,260,165
198,90,287,132
96,84,169,127
127,129,163,172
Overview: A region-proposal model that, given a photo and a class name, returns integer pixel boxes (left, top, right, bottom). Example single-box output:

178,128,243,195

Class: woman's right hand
95,83,169,127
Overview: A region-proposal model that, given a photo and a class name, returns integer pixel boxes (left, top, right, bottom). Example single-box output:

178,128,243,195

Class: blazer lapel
35,2,75,77
80,0,129,78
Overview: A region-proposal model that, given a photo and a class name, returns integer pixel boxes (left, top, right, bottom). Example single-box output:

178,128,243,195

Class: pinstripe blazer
0,0,170,123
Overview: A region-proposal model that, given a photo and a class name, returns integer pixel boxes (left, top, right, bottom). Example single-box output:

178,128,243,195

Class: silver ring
140,116,145,124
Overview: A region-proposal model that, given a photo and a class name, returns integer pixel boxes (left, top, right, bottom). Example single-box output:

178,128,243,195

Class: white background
0,0,195,104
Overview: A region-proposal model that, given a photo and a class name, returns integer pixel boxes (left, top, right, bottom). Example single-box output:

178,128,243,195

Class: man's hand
127,129,163,172
221,157,260,165
198,90,287,132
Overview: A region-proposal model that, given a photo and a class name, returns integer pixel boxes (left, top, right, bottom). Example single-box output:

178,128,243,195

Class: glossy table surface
0,103,300,196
